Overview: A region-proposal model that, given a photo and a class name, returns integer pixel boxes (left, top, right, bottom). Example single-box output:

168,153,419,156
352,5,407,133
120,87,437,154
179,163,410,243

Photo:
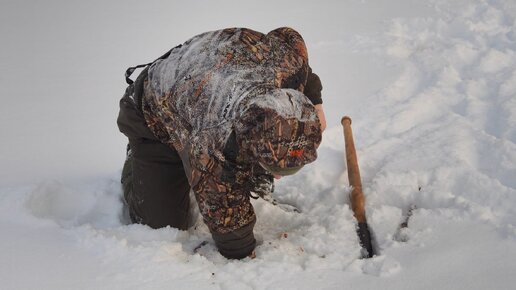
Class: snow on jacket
141,27,322,248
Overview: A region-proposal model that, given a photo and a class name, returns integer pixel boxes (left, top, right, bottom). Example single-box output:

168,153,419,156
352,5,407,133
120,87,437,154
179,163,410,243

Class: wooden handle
341,116,367,223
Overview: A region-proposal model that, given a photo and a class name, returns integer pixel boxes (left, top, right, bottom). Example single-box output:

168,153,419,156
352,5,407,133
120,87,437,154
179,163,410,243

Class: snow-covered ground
1,0,515,289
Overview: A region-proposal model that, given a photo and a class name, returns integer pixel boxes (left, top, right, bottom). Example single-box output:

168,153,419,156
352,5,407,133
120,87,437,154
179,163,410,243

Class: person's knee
146,206,190,230
126,138,191,230
211,221,256,259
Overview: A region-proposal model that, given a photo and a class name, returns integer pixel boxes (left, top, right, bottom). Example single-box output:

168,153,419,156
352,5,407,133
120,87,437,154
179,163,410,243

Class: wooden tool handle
341,116,367,223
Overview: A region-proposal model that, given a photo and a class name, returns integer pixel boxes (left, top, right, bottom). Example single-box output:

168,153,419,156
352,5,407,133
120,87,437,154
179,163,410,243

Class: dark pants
122,138,190,230
118,75,190,230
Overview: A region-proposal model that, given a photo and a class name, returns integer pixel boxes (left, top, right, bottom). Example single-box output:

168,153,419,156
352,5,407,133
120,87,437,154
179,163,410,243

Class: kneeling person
117,27,325,259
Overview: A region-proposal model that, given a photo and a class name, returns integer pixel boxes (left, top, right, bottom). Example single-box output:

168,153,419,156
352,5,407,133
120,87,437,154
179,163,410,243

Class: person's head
236,88,322,177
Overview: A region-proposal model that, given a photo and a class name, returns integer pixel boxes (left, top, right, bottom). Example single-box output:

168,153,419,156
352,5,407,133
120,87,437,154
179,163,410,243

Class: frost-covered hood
236,88,321,171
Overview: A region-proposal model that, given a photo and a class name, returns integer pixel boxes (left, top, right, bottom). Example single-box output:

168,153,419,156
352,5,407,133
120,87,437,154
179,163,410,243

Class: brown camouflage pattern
141,27,321,234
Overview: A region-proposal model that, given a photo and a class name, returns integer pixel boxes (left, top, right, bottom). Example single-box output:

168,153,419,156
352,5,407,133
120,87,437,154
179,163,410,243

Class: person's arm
191,151,257,259
304,67,326,132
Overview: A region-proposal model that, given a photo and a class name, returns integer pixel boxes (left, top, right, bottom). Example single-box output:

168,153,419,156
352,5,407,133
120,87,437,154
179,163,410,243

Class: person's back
143,27,316,163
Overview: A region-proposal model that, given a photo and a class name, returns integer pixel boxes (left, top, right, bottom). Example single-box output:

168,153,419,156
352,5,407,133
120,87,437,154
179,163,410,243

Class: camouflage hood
236,88,321,174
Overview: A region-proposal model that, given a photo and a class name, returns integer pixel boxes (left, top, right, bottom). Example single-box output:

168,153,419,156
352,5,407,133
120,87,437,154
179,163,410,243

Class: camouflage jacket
141,27,322,234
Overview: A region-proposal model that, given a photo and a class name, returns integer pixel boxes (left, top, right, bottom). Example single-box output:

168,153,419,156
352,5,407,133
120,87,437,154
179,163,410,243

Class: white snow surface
1,0,516,289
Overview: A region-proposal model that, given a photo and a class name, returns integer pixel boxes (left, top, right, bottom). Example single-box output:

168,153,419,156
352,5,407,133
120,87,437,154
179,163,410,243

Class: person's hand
314,104,327,132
